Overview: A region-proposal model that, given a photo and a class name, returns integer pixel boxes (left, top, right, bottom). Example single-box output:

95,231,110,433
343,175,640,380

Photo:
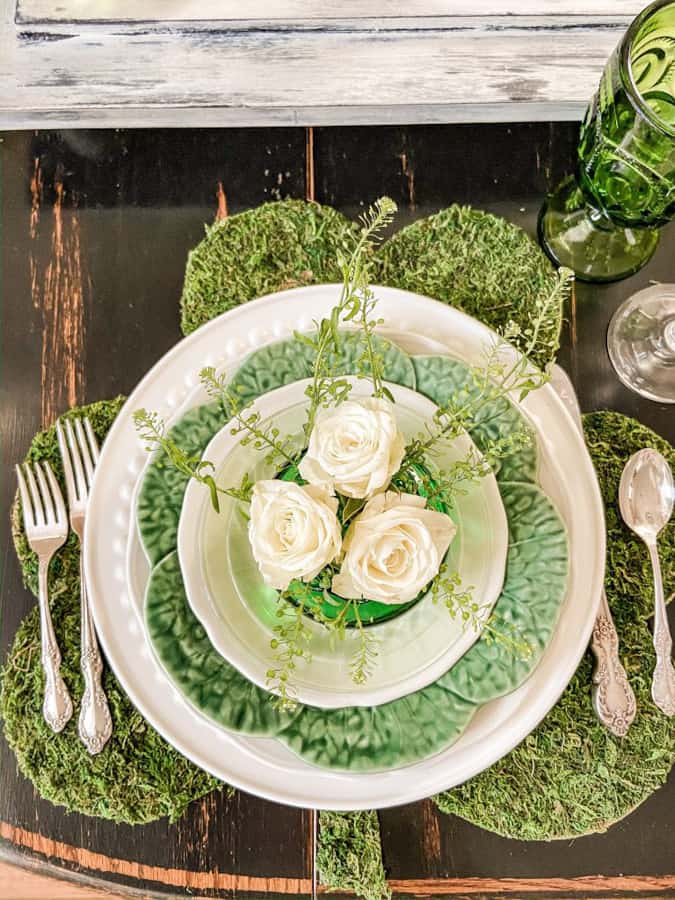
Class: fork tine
57,421,79,507
83,418,100,465
73,418,95,487
23,464,46,527
56,422,79,507
15,465,35,529
43,462,67,526
64,419,88,500
34,462,56,524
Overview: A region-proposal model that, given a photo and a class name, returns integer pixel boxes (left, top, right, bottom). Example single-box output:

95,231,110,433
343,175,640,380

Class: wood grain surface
0,861,120,900
15,1,644,23
0,0,640,128
1,125,674,900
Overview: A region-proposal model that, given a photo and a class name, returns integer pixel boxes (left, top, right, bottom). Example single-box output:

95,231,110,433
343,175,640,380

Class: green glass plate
145,475,567,770
279,460,453,628
412,355,538,484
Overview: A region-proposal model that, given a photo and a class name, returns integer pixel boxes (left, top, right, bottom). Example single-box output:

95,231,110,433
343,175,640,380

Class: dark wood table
1,125,673,899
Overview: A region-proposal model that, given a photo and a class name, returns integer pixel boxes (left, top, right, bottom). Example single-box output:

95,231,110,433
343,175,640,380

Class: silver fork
57,417,112,755
15,462,74,733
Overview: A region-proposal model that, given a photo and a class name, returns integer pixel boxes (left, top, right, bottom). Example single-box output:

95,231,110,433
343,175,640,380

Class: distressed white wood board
16,1,642,22
1,0,635,128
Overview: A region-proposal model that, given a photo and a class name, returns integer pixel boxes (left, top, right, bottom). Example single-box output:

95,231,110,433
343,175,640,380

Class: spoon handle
647,541,675,717
590,590,637,736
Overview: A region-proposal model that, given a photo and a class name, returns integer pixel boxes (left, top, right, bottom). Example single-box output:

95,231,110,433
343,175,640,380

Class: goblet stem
538,175,661,283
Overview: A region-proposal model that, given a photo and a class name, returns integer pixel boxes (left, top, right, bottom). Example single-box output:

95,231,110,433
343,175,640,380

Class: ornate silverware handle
38,559,73,733
646,541,675,716
590,590,637,737
78,556,113,754
550,363,637,736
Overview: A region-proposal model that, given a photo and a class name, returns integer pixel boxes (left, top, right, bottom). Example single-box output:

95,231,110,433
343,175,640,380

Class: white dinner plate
177,377,508,709
85,284,605,810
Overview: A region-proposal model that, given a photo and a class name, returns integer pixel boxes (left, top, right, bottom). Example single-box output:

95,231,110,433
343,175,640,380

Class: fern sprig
267,585,316,711
301,196,397,437
133,409,254,513
200,366,298,467
349,601,379,685
401,267,573,470
432,566,532,659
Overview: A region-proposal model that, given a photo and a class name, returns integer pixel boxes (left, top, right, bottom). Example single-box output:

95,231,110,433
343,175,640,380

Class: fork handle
78,557,113,754
590,591,636,737
38,559,73,733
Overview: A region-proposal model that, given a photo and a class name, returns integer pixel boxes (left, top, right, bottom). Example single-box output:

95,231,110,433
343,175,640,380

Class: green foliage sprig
398,267,574,501
431,565,531,659
133,408,254,514
266,588,314,711
299,197,397,439
348,603,379,685
403,429,533,509
200,366,298,468
265,576,379,708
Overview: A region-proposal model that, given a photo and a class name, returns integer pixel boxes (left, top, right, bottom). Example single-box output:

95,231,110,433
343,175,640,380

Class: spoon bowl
619,447,675,717
619,448,674,542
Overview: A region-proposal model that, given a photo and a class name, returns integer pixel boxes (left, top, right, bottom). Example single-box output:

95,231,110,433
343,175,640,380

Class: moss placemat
2,400,222,823
374,205,558,370
180,200,559,369
180,200,360,336
436,412,675,840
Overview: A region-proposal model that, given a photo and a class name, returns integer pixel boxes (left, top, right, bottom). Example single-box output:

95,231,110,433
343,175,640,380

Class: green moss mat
435,412,675,840
375,205,558,370
318,811,390,900
1,399,222,824
180,200,361,335
180,200,560,371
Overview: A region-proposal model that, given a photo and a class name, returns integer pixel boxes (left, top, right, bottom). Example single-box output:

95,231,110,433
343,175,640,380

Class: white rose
332,492,456,605
298,397,406,499
249,480,342,591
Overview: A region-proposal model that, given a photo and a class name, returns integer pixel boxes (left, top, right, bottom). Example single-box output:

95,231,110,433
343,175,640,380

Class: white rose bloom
332,492,456,605
298,397,406,499
249,480,342,591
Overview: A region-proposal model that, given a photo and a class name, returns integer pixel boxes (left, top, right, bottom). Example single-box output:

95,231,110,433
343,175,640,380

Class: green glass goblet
538,0,675,283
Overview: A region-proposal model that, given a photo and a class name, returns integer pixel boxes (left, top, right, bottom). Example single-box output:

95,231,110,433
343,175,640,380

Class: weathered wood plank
0,0,634,128
0,825,312,894
384,875,675,894
31,168,87,426
15,0,642,23
0,103,591,130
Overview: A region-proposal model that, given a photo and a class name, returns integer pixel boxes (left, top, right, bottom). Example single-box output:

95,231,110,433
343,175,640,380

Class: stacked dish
84,284,605,809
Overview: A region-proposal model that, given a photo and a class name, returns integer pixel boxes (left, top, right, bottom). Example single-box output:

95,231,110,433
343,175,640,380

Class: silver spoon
619,448,675,716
